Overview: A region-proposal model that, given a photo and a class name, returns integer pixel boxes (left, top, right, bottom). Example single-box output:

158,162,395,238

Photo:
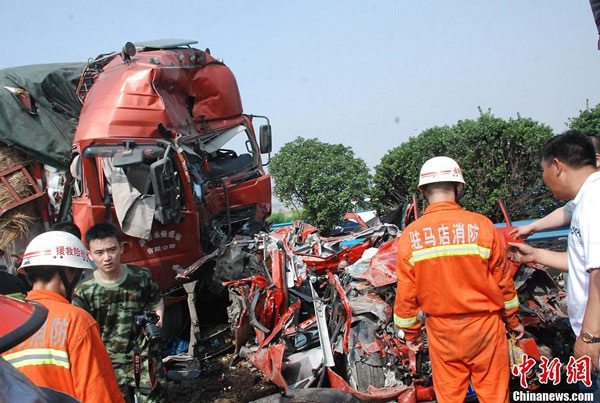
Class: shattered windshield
186,124,259,180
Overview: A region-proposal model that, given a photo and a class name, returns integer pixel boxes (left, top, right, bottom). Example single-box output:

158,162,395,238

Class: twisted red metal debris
221,205,573,400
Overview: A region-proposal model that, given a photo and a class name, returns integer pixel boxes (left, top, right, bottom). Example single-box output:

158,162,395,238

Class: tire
346,360,386,392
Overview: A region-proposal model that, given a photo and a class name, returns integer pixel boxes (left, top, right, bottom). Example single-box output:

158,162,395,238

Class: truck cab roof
134,39,198,50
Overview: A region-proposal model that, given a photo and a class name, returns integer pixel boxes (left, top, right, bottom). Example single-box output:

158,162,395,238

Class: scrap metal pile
216,220,573,401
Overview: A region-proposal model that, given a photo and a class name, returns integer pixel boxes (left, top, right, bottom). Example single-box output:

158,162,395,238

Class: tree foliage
370,126,454,216
568,102,600,135
372,111,561,222
269,137,370,230
265,209,310,225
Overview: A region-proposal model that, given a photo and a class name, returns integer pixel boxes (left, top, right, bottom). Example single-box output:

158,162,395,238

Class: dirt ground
167,353,279,403
166,354,580,403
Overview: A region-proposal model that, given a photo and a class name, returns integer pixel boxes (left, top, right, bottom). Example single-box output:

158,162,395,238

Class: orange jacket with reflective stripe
393,201,520,340
2,289,124,403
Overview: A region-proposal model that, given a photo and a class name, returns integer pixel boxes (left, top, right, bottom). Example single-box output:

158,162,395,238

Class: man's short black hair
422,181,460,193
541,130,596,169
51,222,82,239
587,134,600,155
85,222,121,245
25,266,59,284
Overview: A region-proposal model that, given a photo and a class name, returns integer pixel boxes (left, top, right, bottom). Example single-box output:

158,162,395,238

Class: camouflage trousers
113,355,168,403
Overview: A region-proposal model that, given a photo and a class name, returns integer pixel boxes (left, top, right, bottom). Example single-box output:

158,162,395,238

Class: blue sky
2,1,599,169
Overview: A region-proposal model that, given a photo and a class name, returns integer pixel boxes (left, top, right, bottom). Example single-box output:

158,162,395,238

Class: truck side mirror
259,125,272,154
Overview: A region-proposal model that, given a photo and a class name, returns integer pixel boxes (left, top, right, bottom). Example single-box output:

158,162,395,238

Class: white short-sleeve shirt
563,200,575,217
567,171,600,336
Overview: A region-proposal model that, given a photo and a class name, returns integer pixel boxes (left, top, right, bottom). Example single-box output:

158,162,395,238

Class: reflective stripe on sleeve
408,243,491,265
5,292,26,299
394,313,418,328
504,295,519,310
4,348,70,369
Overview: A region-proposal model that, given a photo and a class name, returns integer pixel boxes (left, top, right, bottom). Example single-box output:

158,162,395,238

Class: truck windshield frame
183,124,260,181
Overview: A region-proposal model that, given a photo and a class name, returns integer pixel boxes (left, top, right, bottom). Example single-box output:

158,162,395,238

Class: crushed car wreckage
219,222,431,402
217,212,574,401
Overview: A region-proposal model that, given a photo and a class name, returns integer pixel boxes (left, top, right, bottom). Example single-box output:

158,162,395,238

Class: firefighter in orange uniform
1,231,124,403
393,157,524,402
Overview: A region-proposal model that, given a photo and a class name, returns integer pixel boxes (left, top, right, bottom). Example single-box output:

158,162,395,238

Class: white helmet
19,231,93,273
417,156,466,189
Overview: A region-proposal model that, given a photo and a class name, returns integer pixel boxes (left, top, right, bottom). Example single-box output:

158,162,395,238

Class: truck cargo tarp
591,0,600,35
0,63,85,169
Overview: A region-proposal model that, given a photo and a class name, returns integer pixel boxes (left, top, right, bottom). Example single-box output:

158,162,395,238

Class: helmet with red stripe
19,231,93,273
417,156,465,190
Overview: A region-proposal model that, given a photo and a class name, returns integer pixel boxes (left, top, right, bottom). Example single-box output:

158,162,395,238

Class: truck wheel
346,359,385,392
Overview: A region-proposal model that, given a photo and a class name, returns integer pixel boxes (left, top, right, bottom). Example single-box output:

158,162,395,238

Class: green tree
372,111,560,222
269,137,370,230
371,126,454,213
265,209,310,225
568,102,600,135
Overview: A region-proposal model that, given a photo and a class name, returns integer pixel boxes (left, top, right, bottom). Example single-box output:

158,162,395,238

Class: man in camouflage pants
73,223,168,402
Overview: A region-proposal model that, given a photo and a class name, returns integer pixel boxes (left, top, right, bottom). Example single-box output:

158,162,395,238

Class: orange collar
26,289,69,304
423,201,462,215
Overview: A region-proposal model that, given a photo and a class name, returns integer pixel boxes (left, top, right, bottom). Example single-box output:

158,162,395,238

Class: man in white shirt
509,134,600,239
508,131,600,396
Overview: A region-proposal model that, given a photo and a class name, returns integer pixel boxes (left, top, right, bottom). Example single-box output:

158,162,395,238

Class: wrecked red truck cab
70,40,272,295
